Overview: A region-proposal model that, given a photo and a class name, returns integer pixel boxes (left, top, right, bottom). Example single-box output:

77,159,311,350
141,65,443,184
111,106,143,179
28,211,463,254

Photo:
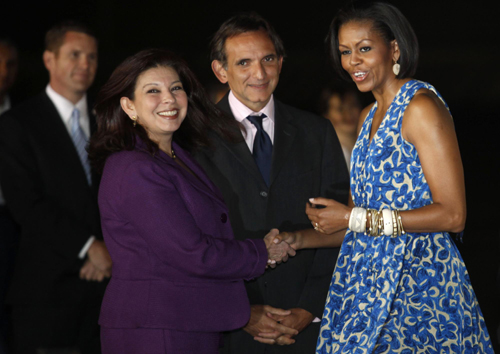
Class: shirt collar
0,95,11,115
45,84,88,124
228,91,275,123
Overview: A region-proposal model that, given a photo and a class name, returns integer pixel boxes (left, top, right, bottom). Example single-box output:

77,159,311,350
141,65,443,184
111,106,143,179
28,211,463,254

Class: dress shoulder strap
396,80,449,113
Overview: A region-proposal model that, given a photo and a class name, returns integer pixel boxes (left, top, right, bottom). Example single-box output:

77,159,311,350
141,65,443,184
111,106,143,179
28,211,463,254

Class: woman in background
319,84,362,169
88,49,295,354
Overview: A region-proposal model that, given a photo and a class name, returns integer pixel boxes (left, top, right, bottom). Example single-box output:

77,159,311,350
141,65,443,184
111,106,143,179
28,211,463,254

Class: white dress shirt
228,91,275,151
46,84,90,138
0,95,11,116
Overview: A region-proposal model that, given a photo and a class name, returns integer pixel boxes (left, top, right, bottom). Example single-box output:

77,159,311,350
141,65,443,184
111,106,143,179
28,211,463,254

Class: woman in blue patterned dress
273,2,493,353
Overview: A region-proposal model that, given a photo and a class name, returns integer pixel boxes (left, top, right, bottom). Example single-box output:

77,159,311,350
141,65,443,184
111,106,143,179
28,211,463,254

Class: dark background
2,0,499,349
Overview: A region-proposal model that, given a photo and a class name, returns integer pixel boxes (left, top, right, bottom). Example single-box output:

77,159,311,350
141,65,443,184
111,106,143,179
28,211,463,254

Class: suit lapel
37,93,91,189
216,95,267,184
270,100,297,186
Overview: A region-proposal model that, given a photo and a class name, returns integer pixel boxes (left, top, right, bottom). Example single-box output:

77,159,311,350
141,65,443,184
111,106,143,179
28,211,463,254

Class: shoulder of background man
0,91,52,125
274,97,331,132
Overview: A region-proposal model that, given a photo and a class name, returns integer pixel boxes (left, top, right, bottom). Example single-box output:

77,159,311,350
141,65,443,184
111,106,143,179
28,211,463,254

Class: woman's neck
372,78,409,111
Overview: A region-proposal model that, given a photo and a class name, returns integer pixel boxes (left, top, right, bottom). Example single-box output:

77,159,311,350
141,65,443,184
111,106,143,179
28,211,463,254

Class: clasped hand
263,229,296,268
79,239,112,282
244,305,314,346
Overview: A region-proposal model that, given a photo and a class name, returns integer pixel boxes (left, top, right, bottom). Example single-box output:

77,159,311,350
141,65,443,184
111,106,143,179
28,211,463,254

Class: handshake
263,229,298,268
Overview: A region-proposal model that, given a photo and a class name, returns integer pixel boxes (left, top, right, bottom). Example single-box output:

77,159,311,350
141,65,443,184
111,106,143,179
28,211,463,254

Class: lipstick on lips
352,71,368,82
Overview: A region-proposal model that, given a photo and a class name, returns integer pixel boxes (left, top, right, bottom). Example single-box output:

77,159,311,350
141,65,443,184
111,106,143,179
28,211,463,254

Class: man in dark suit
0,36,20,354
194,12,349,353
0,22,111,354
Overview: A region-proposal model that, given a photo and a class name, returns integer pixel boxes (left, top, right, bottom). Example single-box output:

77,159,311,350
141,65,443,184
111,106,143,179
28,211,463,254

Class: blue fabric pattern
316,80,493,353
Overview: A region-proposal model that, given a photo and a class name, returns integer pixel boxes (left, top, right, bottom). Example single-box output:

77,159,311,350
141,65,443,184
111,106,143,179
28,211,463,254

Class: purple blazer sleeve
98,148,267,332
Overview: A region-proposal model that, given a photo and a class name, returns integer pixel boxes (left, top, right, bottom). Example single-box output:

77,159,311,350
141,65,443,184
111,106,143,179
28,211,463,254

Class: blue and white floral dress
316,80,493,353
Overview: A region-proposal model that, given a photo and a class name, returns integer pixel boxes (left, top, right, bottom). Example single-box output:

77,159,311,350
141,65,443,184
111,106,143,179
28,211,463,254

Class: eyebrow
235,57,251,63
339,39,373,48
142,80,182,89
234,53,276,62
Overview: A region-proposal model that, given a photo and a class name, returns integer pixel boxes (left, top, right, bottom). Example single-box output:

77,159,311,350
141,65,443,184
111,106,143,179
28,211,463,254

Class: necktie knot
246,114,267,130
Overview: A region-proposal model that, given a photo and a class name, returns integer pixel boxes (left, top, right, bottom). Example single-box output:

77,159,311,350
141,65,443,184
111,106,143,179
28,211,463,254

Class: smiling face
121,66,188,148
44,31,97,104
338,21,398,94
212,30,283,112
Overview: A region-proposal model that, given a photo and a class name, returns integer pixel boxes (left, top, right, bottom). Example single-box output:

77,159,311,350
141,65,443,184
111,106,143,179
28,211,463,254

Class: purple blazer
98,139,267,332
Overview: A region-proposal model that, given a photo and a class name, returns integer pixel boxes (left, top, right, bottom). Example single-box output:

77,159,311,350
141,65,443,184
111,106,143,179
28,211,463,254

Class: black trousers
0,206,19,353
11,298,102,354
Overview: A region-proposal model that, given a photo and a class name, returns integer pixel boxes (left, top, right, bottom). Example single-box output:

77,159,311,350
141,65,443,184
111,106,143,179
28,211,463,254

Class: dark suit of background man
0,22,111,354
0,36,20,354
194,13,349,353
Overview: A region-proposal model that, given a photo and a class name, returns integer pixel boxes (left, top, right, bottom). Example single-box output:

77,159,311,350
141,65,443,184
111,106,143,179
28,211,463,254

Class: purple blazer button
220,213,227,223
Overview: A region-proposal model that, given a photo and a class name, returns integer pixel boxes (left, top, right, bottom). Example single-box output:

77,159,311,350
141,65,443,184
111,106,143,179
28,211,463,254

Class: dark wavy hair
88,49,241,173
210,11,286,68
327,2,419,81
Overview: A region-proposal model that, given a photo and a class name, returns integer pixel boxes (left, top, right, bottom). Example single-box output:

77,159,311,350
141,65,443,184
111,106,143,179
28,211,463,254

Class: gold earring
131,116,137,127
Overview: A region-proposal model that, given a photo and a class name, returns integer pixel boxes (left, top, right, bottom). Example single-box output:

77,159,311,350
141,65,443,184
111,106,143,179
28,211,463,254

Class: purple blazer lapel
173,143,220,188
136,139,227,209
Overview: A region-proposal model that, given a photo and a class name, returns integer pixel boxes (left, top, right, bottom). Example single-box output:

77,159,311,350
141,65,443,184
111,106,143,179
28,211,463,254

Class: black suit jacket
194,94,349,353
0,91,105,305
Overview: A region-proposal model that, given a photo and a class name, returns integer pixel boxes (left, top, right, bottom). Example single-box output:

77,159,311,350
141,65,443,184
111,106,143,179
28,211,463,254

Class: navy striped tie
247,114,272,186
70,108,92,185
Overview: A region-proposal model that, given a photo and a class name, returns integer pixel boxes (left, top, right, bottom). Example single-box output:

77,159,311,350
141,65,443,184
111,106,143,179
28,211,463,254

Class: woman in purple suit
88,49,296,354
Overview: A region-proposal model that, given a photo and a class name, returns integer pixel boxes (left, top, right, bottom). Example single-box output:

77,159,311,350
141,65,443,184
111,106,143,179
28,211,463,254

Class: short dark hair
88,49,241,173
210,12,286,67
326,2,419,80
318,83,362,117
0,37,18,51
45,20,96,53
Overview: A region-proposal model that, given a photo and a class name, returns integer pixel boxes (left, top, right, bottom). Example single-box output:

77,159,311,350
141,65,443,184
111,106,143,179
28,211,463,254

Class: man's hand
244,305,298,345
79,259,109,282
87,239,112,277
264,229,296,267
257,308,314,345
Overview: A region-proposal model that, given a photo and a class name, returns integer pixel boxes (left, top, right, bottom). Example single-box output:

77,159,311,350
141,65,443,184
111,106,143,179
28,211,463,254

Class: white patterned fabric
316,80,493,353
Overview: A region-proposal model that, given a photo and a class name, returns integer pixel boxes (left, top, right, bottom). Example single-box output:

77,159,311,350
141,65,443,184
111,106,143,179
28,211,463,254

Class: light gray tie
70,108,91,185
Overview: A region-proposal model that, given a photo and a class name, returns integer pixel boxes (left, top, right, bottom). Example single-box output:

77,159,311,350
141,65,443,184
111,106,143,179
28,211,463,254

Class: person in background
0,37,18,115
194,12,349,353
88,48,295,354
0,36,19,354
277,2,494,353
0,21,110,354
318,84,362,169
